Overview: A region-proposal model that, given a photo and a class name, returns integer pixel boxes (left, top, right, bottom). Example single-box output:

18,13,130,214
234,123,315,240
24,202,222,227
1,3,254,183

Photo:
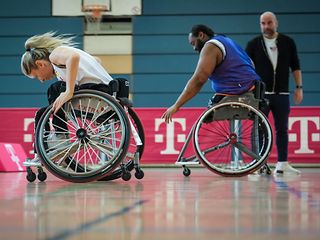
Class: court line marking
271,177,320,210
45,199,147,240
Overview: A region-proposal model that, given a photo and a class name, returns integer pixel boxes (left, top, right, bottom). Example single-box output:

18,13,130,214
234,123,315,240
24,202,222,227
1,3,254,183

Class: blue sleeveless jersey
208,35,260,94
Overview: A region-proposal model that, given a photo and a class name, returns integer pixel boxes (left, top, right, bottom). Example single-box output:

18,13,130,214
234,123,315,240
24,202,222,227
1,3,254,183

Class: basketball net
82,4,109,33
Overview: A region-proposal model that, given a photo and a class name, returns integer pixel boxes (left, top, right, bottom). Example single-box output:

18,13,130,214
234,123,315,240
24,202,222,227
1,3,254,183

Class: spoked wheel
193,102,273,176
35,90,130,183
100,106,145,181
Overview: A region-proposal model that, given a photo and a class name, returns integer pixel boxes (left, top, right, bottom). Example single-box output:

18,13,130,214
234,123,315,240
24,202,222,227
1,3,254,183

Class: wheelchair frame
176,86,273,177
25,80,145,183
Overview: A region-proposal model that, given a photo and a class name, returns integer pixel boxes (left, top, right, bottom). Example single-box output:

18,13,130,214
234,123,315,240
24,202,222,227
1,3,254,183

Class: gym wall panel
132,74,193,93
0,74,133,94
0,56,24,74
0,37,28,55
0,0,51,17
289,73,320,92
287,34,320,53
0,94,48,108
131,73,320,107
133,33,320,55
134,73,320,93
0,74,134,94
299,53,320,72
84,35,132,54
142,0,320,15
133,35,190,54
0,76,53,94
132,14,320,35
289,93,320,106
132,92,213,107
0,18,83,36
226,34,320,53
132,53,320,74
96,55,132,74
133,54,198,74
111,74,132,81
132,89,320,107
0,36,83,56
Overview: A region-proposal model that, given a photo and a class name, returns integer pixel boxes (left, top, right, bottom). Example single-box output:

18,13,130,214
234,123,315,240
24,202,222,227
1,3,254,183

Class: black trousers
261,94,290,162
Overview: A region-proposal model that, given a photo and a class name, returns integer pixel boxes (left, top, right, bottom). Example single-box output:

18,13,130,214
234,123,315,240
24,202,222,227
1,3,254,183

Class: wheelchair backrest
254,80,266,100
217,81,267,111
218,92,259,109
109,78,130,98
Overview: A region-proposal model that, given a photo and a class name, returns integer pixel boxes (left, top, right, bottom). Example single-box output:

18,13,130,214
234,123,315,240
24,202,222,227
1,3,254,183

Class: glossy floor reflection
0,168,319,240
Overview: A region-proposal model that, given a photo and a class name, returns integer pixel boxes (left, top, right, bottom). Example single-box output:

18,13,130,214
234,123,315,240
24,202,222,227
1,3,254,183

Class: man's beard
196,39,206,53
263,28,276,37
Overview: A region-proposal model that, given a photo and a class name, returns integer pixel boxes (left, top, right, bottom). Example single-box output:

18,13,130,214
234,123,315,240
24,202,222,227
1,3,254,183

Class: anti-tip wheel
183,167,191,177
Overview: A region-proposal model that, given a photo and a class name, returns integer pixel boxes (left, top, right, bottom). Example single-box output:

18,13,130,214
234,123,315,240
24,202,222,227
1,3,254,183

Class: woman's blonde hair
21,31,77,77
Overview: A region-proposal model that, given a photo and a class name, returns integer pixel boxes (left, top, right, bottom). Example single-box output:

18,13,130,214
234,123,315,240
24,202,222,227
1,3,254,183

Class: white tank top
52,47,113,85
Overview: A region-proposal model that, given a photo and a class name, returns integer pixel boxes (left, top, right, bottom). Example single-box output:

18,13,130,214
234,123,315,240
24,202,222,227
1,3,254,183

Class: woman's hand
52,91,73,114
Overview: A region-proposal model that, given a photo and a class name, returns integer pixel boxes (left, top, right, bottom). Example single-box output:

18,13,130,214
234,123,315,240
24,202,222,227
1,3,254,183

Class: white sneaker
23,155,41,167
273,162,301,175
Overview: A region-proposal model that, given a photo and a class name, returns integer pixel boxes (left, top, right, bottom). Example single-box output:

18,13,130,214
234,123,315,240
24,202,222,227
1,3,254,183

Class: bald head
260,11,278,39
260,11,277,21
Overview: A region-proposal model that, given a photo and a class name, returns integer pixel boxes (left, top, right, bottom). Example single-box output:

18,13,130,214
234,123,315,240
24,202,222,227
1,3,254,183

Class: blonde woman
21,32,114,166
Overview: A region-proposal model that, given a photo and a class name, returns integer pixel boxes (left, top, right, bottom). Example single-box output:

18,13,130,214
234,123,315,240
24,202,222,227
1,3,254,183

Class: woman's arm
49,46,80,113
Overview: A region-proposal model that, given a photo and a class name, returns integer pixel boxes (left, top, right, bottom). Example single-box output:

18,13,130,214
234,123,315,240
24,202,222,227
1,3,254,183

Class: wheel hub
76,128,89,142
229,133,237,144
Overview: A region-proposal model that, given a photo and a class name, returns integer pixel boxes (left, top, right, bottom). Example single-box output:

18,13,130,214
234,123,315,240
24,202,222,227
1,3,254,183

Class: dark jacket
245,33,300,93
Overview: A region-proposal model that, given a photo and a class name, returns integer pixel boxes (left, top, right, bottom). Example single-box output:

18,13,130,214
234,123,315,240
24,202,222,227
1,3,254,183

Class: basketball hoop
82,4,109,33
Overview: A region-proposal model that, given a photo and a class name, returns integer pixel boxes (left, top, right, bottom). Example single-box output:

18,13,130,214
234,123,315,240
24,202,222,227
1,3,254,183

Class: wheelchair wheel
193,102,272,177
100,106,145,181
35,90,130,183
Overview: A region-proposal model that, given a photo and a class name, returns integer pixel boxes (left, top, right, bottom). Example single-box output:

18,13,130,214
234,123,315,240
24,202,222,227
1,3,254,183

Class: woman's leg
47,81,69,133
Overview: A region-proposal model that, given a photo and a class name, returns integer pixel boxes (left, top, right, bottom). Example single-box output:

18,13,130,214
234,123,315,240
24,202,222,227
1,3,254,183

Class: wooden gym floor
0,167,319,240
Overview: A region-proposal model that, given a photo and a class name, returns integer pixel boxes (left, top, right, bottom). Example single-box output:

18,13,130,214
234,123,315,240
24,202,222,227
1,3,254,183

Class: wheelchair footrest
175,159,200,166
23,157,42,167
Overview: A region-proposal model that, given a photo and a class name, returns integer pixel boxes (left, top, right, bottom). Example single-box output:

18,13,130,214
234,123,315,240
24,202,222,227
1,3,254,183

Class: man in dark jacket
246,11,303,175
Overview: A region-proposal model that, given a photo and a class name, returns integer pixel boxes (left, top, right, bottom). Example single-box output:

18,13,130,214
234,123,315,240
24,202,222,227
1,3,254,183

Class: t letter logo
154,118,186,154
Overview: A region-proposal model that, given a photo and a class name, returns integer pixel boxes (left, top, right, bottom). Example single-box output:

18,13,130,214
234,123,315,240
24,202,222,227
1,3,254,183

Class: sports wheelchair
176,81,273,177
25,79,145,183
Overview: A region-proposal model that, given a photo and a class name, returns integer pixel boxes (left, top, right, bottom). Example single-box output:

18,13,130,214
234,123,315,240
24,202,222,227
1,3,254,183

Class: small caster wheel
135,169,144,179
258,168,264,174
122,171,131,181
183,167,191,177
26,167,36,182
266,168,272,175
37,170,47,182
